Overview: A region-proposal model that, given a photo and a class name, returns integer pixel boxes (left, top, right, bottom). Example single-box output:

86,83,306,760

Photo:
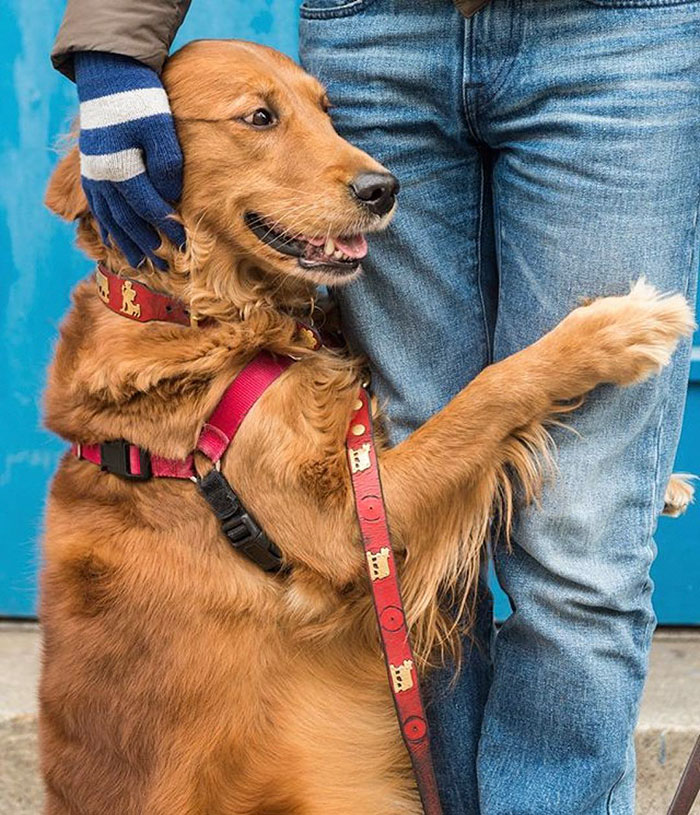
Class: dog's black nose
350,172,399,216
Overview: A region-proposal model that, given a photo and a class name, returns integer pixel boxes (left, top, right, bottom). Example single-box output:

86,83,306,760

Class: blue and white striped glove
74,52,186,270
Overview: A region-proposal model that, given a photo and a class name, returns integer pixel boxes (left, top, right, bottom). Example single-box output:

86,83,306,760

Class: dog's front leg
377,281,694,639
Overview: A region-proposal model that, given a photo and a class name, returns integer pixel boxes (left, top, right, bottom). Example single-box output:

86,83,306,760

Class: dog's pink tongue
335,234,368,258
304,234,368,258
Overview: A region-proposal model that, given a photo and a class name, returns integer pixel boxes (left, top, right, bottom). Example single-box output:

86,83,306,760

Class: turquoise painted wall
0,1,697,622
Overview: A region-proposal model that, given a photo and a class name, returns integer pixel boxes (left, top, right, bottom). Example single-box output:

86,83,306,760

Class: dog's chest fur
40,284,420,814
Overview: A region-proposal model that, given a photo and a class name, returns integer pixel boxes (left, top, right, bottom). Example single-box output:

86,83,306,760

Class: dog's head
46,40,398,304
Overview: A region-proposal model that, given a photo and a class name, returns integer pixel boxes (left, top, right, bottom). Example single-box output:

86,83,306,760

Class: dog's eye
242,108,277,128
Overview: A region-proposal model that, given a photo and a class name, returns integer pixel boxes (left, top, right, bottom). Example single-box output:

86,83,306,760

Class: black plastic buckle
99,440,152,481
197,469,284,573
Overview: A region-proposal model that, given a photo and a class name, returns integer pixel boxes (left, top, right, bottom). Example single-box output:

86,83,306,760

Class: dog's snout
349,172,399,217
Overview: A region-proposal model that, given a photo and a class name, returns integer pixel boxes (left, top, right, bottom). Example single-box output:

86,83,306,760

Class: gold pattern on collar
120,280,141,318
95,269,109,304
297,326,319,350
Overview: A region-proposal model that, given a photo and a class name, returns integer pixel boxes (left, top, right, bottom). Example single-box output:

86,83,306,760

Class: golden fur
662,473,696,517
40,40,695,815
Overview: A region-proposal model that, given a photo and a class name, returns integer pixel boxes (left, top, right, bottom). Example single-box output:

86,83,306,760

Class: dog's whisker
244,200,370,245
250,204,327,244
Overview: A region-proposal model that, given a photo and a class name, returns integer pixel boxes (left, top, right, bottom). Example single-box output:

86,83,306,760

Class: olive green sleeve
51,0,192,80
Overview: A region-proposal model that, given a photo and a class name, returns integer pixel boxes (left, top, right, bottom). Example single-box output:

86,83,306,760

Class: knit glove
74,52,186,270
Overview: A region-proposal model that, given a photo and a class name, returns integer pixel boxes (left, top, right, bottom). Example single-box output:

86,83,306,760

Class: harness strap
72,440,194,480
71,351,293,481
197,353,294,463
346,388,443,815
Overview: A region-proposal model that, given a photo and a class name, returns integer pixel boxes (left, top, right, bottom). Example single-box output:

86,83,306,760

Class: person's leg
299,3,495,812
469,1,700,813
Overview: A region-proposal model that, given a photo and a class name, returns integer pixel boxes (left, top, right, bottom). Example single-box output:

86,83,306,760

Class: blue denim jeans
300,1,700,812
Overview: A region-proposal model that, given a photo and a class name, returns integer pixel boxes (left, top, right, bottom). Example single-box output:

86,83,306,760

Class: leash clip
99,440,152,481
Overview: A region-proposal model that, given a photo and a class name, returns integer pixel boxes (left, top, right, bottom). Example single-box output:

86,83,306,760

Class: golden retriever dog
41,40,694,815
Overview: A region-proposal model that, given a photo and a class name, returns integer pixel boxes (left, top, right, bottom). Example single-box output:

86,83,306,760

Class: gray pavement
1,622,699,814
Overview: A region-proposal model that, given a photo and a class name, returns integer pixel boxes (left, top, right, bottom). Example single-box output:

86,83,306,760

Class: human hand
74,52,186,269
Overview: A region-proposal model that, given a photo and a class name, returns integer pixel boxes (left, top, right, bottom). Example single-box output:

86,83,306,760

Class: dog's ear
45,146,89,221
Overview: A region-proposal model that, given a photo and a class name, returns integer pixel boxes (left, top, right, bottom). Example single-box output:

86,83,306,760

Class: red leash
346,388,443,815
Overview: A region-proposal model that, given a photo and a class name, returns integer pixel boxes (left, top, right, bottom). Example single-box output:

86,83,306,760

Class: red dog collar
93,266,326,350
95,264,194,326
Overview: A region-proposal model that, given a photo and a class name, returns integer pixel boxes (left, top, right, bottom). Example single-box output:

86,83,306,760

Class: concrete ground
1,622,698,814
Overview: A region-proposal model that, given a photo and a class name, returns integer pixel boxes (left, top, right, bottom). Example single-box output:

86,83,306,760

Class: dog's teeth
325,238,335,256
333,249,343,259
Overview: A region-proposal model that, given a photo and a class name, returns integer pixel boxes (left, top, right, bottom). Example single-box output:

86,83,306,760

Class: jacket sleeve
51,0,192,80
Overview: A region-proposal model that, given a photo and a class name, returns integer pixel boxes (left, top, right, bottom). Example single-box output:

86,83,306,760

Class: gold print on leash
389,660,414,694
349,442,372,474
95,269,109,304
120,281,141,318
366,547,391,581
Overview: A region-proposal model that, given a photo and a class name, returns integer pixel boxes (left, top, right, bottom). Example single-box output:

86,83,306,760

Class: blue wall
0,1,697,622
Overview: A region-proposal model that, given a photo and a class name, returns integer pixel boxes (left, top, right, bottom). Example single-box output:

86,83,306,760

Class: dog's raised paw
584,279,696,387
662,472,696,518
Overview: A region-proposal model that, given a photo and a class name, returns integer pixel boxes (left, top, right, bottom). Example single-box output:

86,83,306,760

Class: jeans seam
461,18,481,142
650,177,700,518
648,174,700,527
684,176,700,303
299,0,376,19
606,765,628,814
584,0,700,6
492,174,504,360
477,156,493,364
473,0,525,117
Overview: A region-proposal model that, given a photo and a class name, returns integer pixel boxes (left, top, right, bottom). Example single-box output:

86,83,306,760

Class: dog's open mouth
245,212,368,274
